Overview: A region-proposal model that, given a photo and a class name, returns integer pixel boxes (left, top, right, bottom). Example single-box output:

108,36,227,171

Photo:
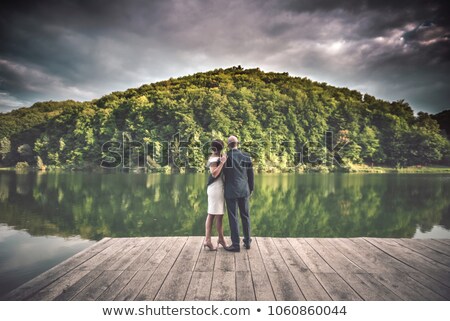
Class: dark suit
223,148,254,247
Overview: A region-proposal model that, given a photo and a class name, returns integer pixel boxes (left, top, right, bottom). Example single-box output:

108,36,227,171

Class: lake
1,171,449,297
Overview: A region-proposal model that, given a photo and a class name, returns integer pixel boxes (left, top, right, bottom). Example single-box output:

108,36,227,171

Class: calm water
0,171,449,297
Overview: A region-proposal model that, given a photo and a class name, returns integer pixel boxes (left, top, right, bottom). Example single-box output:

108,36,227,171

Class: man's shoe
243,242,251,250
224,245,240,252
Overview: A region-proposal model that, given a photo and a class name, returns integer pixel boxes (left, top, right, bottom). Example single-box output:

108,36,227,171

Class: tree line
1,66,449,172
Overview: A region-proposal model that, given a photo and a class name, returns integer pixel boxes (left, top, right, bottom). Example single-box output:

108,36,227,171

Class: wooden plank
372,273,445,300
93,238,142,271
234,245,255,300
140,237,177,271
184,272,213,300
72,270,123,301
164,237,203,273
96,271,138,301
214,242,235,272
126,237,166,271
375,238,450,274
235,249,251,272
408,272,450,300
407,272,450,300
210,237,236,301
135,237,188,300
306,238,364,274
434,239,450,246
414,239,450,256
246,237,275,301
287,238,334,273
353,273,402,301
236,271,255,301
54,269,103,301
115,271,154,301
107,237,152,270
314,273,362,301
339,273,401,301
31,269,92,301
395,239,450,266
78,238,132,271
115,238,178,300
349,238,416,273
155,237,203,300
5,238,115,300
210,271,236,301
193,240,217,272
365,238,450,287
234,249,256,301
155,272,193,301
272,238,330,300
257,237,305,300
186,237,218,301
324,238,397,274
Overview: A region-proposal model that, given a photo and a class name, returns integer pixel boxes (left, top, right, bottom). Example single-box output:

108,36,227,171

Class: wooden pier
4,237,450,301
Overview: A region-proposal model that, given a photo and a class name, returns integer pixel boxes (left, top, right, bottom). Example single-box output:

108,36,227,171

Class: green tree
0,67,448,171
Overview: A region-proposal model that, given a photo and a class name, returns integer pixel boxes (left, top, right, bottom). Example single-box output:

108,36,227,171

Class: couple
204,135,254,252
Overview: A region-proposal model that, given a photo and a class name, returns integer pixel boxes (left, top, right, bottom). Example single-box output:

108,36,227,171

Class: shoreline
1,165,450,174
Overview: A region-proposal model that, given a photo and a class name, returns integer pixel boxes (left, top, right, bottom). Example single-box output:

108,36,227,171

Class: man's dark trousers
226,196,250,247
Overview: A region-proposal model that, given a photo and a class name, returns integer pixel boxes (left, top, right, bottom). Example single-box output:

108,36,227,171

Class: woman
204,139,228,250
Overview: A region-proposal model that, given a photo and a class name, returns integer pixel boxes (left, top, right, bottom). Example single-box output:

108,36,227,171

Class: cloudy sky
1,0,449,114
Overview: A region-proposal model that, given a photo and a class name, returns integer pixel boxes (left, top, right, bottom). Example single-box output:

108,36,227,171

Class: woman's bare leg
204,214,216,250
216,215,227,247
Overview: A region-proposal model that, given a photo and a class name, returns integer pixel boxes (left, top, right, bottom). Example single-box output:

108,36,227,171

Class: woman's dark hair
211,139,224,155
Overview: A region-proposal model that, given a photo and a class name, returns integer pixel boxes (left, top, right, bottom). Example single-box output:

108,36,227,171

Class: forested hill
0,66,449,172
432,110,450,139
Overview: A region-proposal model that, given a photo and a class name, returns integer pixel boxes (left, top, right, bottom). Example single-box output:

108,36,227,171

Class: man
222,135,254,252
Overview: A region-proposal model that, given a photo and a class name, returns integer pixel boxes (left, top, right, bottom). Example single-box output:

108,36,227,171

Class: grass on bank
346,164,450,173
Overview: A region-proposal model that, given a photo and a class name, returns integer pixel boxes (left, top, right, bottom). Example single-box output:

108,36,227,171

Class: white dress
207,156,225,215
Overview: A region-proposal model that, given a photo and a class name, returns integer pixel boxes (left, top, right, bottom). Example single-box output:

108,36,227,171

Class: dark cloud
0,0,449,113
279,0,447,17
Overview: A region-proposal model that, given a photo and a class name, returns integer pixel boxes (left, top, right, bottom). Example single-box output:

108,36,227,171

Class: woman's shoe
217,239,228,248
203,241,217,251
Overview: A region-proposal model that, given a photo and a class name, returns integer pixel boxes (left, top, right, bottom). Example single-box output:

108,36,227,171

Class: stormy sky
1,0,449,114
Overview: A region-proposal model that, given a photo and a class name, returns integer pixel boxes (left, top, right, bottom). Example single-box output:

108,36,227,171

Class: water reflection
0,224,94,298
0,171,449,240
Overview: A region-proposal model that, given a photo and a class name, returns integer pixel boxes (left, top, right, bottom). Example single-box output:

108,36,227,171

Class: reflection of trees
0,171,213,240
251,174,450,238
0,172,449,240
439,205,450,229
